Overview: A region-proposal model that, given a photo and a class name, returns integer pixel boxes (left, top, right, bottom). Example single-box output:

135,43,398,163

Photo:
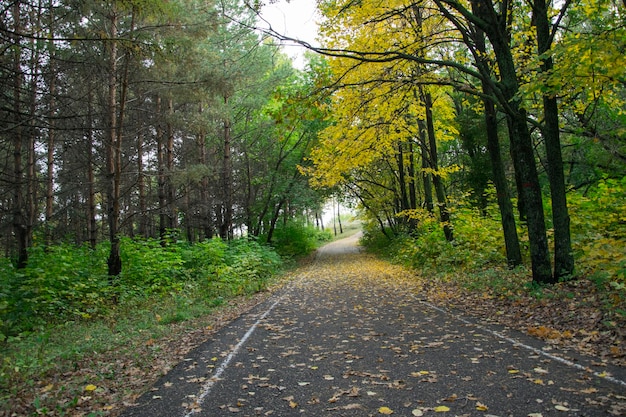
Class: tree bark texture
534,0,574,279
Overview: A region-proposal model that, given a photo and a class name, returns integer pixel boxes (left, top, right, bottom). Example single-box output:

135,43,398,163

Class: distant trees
0,0,324,277
300,0,625,283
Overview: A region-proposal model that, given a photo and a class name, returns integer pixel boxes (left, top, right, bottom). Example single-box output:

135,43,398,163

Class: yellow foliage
304,0,461,189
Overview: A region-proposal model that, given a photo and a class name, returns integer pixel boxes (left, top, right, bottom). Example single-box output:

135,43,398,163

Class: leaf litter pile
4,242,625,417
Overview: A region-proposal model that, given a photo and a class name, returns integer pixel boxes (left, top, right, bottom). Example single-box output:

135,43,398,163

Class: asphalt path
121,233,625,417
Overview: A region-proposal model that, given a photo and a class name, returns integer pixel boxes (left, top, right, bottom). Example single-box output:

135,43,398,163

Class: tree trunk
407,140,418,231
87,88,97,250
166,97,177,230
417,120,434,215
422,89,453,242
534,0,574,279
105,8,121,278
197,119,213,239
220,95,233,240
46,42,56,247
11,1,28,268
337,199,343,234
483,94,522,267
157,95,168,241
137,129,148,237
397,143,409,213
475,25,522,267
467,0,553,283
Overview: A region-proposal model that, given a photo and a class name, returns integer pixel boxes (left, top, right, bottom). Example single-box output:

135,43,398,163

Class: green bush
118,237,188,295
3,244,110,335
209,238,282,296
0,235,283,339
270,223,325,258
362,206,508,273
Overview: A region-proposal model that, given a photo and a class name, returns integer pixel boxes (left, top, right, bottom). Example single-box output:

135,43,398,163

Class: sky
258,0,320,68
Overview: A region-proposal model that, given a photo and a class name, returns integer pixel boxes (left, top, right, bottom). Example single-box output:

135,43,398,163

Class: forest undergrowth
0,225,332,416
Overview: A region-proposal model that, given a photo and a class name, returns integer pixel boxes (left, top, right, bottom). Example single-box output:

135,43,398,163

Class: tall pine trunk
105,8,121,278
166,97,177,231
157,95,168,241
220,94,233,240
11,1,28,268
137,129,148,237
45,44,56,247
87,87,97,250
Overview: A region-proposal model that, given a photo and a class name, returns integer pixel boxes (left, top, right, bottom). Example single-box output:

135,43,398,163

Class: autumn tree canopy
295,0,625,284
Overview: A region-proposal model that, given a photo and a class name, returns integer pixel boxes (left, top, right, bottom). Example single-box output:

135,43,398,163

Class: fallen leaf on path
475,402,488,411
434,405,450,412
379,406,394,414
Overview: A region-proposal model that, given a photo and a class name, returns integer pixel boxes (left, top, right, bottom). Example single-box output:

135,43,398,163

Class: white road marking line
420,299,626,388
183,298,281,416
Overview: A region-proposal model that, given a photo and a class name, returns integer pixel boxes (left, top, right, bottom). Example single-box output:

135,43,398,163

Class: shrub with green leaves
270,223,330,258
568,177,626,285
118,237,188,295
0,236,283,339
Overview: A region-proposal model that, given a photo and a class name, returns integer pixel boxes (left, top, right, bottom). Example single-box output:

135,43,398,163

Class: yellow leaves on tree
303,0,460,190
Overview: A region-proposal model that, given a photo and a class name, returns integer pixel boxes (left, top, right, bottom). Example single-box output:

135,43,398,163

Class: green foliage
0,236,282,340
361,178,626,313
1,244,110,337
209,238,283,296
568,177,626,285
369,207,507,273
269,223,331,258
119,237,188,295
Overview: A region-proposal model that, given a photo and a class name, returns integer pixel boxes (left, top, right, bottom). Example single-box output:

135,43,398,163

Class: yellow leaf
84,384,97,392
289,400,298,408
434,405,450,412
508,369,519,374
379,406,394,414
476,402,488,411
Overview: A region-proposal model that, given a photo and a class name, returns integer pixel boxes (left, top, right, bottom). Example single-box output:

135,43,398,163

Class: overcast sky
258,0,319,68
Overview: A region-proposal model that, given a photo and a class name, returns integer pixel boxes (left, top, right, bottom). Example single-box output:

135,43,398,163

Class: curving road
120,234,625,417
